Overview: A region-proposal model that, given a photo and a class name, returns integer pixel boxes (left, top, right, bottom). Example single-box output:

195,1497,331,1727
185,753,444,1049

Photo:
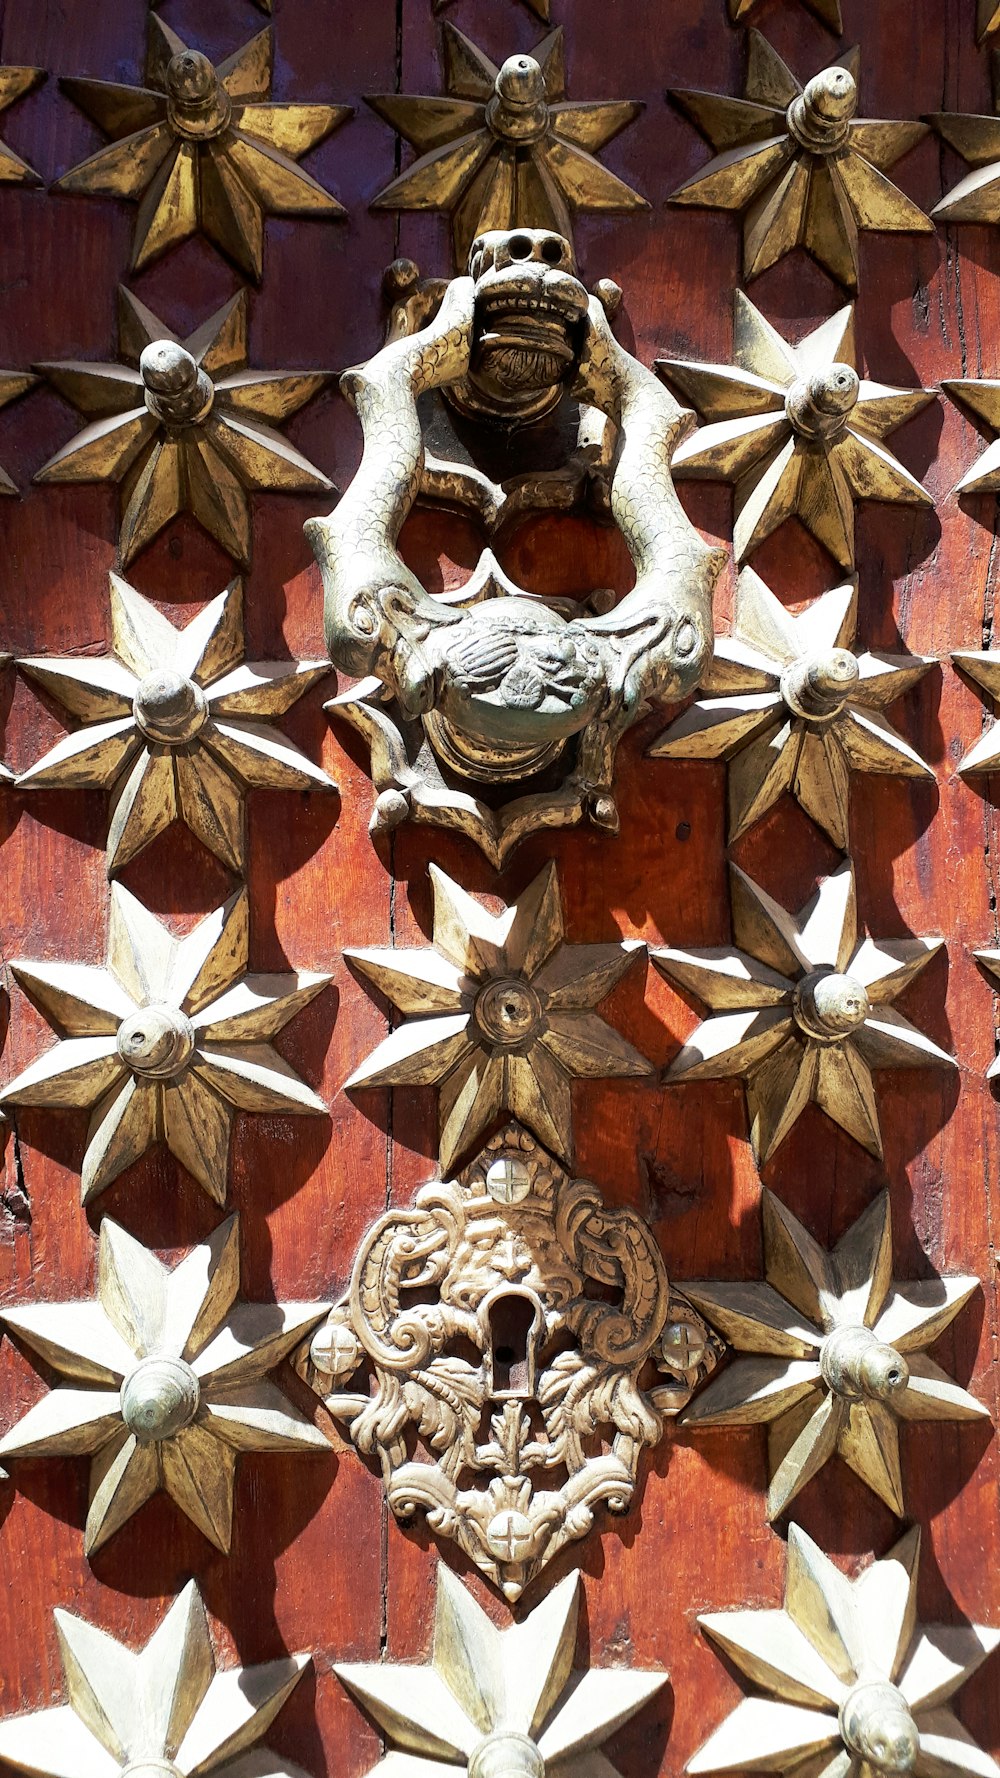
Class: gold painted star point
651,566,934,847
683,1187,985,1519
980,0,1000,40
18,572,335,875
0,64,46,185
688,1524,1000,1778
0,1214,330,1554
0,882,330,1204
345,859,651,1172
367,22,647,268
669,32,932,291
55,18,351,280
34,286,334,567
931,51,1000,219
951,644,1000,774
658,293,934,569
0,367,37,494
652,856,954,1166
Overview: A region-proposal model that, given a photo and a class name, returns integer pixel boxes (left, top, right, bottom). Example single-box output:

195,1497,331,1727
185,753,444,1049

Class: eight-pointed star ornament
0,366,37,494
0,1214,330,1554
0,64,45,185
728,0,842,28
930,56,1000,230
668,35,931,292
682,1188,985,1521
688,1525,1000,1778
0,1581,313,1778
658,295,934,570
34,287,333,568
336,1566,666,1778
17,574,334,876
344,860,651,1173
650,568,934,848
367,23,647,268
952,644,1000,776
652,857,954,1167
0,883,329,1204
55,18,350,281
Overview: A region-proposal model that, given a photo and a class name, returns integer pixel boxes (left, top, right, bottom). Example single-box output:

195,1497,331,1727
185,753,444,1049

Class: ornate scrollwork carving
307,227,725,863
297,1124,721,1601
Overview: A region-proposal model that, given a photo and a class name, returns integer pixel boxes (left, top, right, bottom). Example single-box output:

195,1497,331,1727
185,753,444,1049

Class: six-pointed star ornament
0,1214,329,1554
952,645,1000,776
682,1188,985,1520
650,569,934,848
344,860,651,1172
0,64,45,184
33,287,333,568
668,35,931,291
652,857,954,1166
728,0,842,27
688,1525,999,1778
0,1581,312,1778
17,574,334,875
0,883,329,1204
336,1566,666,1778
367,24,647,268
658,295,934,570
930,56,1000,230
0,366,37,494
54,18,350,281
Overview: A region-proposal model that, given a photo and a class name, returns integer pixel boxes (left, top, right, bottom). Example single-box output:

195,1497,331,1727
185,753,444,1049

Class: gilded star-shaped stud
367,24,647,268
18,574,334,875
0,367,38,495
683,1188,985,1520
952,644,1000,775
652,857,954,1166
650,568,934,847
345,860,650,1172
0,1581,312,1778
34,286,333,568
728,0,842,27
669,34,931,291
930,54,1000,227
941,373,1000,505
0,883,329,1204
658,295,934,570
0,65,45,184
55,19,350,281
337,1566,666,1778
0,1214,329,1554
689,1525,999,1778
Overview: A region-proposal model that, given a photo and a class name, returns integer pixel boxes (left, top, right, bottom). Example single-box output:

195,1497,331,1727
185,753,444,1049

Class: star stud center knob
120,1357,201,1443
140,340,216,426
820,1324,910,1403
781,647,861,720
117,1005,196,1079
165,50,232,140
839,1682,920,1776
487,55,550,143
469,1735,545,1778
786,364,860,439
133,668,209,745
793,969,871,1041
474,978,543,1046
787,66,858,153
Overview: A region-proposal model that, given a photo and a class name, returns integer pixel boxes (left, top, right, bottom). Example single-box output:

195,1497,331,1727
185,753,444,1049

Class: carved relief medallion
297,1124,720,1600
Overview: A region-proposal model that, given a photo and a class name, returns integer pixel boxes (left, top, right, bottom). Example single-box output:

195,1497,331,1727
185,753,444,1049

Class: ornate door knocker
306,227,726,865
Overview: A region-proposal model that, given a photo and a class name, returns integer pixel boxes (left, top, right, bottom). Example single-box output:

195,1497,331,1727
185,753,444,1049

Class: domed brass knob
120,1357,201,1443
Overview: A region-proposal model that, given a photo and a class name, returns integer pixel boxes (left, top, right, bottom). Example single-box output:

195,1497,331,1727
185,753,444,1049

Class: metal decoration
652,857,955,1166
299,1123,719,1601
55,18,350,281
18,573,334,875
337,1565,666,1772
344,861,651,1173
0,883,329,1205
688,1524,1000,1778
0,1581,312,1778
650,568,934,848
682,1188,985,1520
728,0,842,28
952,645,1000,775
979,0,1000,40
668,34,931,291
974,950,1000,1079
0,1214,329,1555
0,368,37,494
658,294,934,570
308,227,725,863
931,56,1000,229
0,65,45,185
941,373,1000,500
35,287,333,568
367,24,647,268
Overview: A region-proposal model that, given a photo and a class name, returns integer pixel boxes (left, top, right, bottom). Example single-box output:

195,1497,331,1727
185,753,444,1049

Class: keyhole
488,1294,537,1398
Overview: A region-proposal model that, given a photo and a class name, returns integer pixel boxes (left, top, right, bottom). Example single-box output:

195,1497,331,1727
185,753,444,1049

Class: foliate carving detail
308,228,725,862
652,857,955,1166
688,1525,1000,1778
669,34,931,291
18,574,335,874
0,1214,330,1554
0,883,329,1204
367,24,647,268
0,1580,312,1778
344,861,651,1173
683,1188,985,1519
0,65,45,185
658,294,934,570
650,568,933,848
298,1124,719,1600
35,287,333,567
55,18,350,280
